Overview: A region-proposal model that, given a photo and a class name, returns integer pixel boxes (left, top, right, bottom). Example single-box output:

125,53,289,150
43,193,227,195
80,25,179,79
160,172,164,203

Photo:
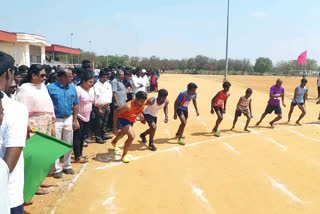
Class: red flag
297,51,307,65
210,65,213,71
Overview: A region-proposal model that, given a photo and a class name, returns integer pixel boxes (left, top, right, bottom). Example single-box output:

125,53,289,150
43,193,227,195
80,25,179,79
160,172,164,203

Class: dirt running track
25,74,320,214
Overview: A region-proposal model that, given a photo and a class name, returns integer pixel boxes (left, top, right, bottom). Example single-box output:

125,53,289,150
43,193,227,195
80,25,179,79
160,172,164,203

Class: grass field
25,74,320,214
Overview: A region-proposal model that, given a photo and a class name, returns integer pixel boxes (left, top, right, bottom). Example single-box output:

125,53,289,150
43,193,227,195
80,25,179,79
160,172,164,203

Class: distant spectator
16,64,55,195
124,70,133,101
93,70,113,143
47,68,80,178
111,70,127,108
131,69,145,98
73,71,95,163
14,69,22,86
141,69,150,93
18,65,29,81
45,72,58,85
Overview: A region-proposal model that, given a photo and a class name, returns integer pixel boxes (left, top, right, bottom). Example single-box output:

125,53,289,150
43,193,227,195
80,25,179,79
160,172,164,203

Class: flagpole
224,0,230,82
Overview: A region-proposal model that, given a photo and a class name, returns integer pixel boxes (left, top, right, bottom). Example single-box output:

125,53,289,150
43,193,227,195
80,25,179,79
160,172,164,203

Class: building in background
0,30,80,67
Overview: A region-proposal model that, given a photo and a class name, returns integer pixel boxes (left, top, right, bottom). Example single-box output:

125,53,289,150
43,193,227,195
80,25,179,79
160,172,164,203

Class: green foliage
254,57,273,73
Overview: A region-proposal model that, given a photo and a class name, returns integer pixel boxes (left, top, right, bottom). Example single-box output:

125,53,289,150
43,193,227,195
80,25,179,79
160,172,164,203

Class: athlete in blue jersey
174,83,199,145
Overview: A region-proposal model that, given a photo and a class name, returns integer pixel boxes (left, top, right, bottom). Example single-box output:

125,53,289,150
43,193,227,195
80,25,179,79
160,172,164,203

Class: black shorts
177,109,188,119
291,101,304,106
213,106,223,114
265,105,282,115
235,109,249,117
143,114,157,125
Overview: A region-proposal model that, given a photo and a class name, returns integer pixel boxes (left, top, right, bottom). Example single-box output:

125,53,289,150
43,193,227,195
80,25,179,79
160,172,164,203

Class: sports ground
26,74,320,214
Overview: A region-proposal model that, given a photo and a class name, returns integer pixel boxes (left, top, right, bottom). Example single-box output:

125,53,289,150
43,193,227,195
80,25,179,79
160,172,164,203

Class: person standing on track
256,79,286,128
140,89,169,151
174,83,199,145
288,79,308,125
111,91,147,163
211,82,231,137
231,88,253,132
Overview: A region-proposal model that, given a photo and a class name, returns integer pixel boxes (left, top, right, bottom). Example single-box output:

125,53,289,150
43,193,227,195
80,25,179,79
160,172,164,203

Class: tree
194,55,209,71
254,57,273,73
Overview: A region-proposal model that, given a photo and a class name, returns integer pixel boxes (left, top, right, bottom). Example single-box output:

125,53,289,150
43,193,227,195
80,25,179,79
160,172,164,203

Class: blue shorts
144,114,157,125
265,105,282,115
118,118,134,128
291,101,304,106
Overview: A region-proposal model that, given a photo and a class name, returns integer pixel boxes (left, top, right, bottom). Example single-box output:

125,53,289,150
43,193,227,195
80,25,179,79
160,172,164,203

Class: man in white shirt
93,70,113,143
141,69,150,93
0,51,29,214
131,69,145,98
0,91,10,214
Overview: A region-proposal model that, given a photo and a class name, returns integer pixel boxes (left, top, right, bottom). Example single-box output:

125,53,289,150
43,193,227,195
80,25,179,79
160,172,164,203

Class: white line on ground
165,129,170,135
190,183,215,213
95,123,314,170
222,142,240,154
288,129,305,137
173,147,183,157
102,196,116,206
268,176,306,204
68,163,88,190
50,207,56,214
267,138,287,152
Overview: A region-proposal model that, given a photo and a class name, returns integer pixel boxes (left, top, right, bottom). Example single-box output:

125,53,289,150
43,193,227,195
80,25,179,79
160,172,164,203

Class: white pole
224,0,230,82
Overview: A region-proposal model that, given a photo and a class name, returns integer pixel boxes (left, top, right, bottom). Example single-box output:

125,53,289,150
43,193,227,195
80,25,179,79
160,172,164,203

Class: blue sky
1,0,320,64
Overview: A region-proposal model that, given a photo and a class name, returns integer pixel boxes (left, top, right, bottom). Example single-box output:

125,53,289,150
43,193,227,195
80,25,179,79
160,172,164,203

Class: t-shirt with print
176,91,197,111
268,85,284,106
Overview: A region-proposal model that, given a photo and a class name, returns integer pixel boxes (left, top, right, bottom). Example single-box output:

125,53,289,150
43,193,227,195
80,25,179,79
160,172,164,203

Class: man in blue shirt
47,68,80,178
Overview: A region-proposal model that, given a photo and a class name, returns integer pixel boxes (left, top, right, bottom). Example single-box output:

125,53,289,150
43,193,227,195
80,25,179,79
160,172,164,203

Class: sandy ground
25,74,320,214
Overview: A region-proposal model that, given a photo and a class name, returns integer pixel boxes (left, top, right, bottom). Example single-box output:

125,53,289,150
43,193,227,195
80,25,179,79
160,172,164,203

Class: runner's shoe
122,155,130,163
178,138,185,145
149,143,157,151
213,131,220,137
175,134,185,139
111,140,120,151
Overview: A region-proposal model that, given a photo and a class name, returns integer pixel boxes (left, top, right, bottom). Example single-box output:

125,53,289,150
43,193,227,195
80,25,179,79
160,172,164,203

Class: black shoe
53,172,63,179
95,137,105,144
63,168,74,175
103,135,112,140
149,143,157,151
140,134,147,143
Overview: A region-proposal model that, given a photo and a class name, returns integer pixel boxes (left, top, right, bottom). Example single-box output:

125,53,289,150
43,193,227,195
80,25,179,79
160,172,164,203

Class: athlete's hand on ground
317,100,320,104
210,109,214,114
196,111,200,116
164,117,169,123
174,114,177,120
73,120,80,130
223,109,226,113
283,104,286,108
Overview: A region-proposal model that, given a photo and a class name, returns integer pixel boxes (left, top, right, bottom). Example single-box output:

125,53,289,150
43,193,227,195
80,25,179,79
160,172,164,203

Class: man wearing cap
141,69,150,93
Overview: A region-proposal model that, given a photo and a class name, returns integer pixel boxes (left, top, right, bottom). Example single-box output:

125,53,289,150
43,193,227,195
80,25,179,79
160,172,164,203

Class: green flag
23,131,72,203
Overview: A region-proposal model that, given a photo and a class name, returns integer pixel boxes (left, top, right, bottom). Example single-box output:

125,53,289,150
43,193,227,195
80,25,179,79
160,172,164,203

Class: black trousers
318,86,320,98
94,106,110,139
73,118,89,160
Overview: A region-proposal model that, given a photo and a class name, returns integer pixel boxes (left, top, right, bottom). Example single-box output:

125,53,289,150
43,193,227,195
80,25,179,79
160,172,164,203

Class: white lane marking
103,196,116,206
225,114,233,120
50,207,56,214
288,129,305,137
165,129,170,135
96,124,314,170
190,184,215,213
173,147,183,157
222,142,240,154
268,177,306,204
267,138,287,152
68,163,88,190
